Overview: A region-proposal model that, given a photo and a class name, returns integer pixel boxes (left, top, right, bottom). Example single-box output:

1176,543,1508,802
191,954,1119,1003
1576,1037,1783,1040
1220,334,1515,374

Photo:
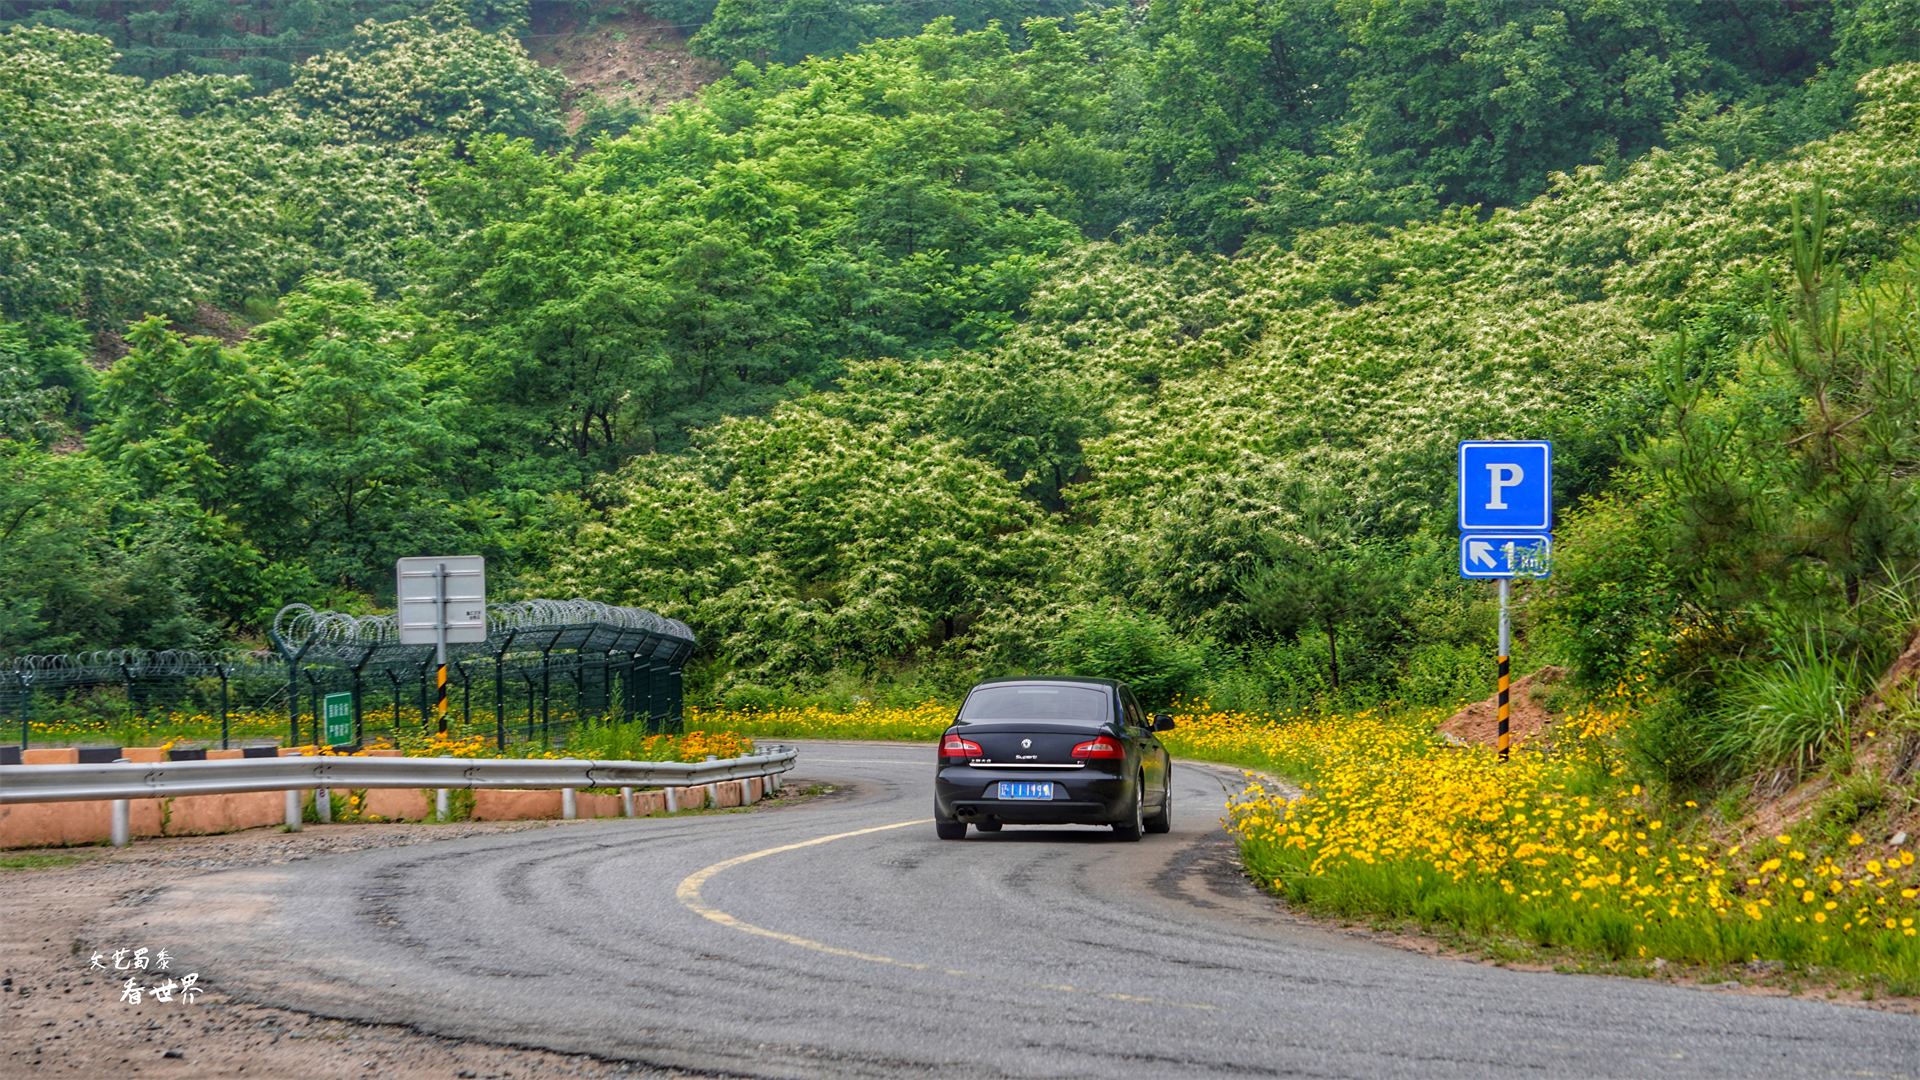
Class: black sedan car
933,677,1175,841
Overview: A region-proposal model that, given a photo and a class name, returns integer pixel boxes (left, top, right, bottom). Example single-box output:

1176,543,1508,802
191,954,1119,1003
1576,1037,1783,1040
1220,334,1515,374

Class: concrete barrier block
21,748,78,765
162,791,282,835
717,780,743,808
577,792,623,818
361,789,429,820
365,748,403,758
1,800,110,847
130,799,163,838
121,747,167,763
206,749,245,760
473,789,562,821
636,790,666,816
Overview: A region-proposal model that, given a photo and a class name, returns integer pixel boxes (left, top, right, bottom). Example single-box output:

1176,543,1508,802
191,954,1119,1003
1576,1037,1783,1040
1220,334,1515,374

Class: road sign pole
1458,440,1548,765
397,554,487,739
1497,576,1511,763
434,561,449,734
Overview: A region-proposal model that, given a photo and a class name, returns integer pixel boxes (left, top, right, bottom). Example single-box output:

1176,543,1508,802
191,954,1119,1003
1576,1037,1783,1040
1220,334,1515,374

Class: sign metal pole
1497,576,1511,763
397,555,486,738
1457,441,1549,766
434,561,449,734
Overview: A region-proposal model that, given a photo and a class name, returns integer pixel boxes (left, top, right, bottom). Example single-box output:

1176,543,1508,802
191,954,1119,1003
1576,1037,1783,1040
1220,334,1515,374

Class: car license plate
999,782,1053,800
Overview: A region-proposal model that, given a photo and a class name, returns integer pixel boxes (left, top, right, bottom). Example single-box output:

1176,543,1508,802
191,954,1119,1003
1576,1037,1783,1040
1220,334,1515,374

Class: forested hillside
5,1,1920,769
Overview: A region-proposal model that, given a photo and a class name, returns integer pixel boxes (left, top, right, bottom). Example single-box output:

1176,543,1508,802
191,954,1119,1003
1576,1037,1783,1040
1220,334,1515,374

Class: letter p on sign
1485,463,1524,509
1459,441,1551,531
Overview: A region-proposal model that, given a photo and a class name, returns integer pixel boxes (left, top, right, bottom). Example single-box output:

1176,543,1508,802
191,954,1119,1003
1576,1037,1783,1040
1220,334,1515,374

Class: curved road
108,741,1916,1078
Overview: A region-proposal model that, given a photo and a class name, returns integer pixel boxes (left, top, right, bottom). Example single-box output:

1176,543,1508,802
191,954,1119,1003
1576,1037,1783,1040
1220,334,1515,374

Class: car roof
967,676,1124,693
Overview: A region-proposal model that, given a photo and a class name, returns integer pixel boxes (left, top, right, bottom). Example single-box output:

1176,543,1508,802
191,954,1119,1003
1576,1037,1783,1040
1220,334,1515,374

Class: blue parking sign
1459,533,1552,578
1458,441,1552,532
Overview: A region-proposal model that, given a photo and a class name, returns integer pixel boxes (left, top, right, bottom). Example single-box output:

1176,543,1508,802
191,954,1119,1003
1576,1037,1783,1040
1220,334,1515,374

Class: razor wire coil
11,599,694,685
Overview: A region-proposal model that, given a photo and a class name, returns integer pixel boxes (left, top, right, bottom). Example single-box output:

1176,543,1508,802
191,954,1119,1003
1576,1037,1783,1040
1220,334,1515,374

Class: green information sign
323,691,354,746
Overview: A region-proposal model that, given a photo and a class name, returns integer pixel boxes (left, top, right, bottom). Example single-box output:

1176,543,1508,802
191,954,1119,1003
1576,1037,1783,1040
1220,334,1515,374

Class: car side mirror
1152,713,1176,732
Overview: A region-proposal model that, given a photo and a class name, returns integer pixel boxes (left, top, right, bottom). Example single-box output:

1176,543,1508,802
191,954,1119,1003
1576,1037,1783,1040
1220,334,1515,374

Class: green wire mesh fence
2,599,695,755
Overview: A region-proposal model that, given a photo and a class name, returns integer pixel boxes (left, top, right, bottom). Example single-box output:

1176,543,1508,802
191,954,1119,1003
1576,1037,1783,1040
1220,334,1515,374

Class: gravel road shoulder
0,794,827,1080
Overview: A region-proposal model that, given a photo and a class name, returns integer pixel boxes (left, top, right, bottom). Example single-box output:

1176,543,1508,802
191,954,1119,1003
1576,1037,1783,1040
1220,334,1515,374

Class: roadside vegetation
1181,706,1920,992
17,706,756,763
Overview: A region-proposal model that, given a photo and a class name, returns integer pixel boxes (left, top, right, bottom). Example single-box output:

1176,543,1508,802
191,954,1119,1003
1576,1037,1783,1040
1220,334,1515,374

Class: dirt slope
1437,665,1569,748
526,7,725,132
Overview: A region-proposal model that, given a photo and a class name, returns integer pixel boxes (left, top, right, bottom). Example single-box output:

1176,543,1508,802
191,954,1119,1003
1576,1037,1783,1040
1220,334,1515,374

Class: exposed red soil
1437,665,1569,748
1860,628,1920,722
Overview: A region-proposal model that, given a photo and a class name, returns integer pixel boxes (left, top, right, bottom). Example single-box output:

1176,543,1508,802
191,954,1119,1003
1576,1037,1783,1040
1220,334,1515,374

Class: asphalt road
103,741,1918,1078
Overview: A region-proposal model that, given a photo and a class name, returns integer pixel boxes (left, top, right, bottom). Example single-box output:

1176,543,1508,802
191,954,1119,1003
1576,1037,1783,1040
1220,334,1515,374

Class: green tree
1237,492,1405,693
1048,606,1206,708
0,0,532,91
247,277,474,590
546,403,1055,689
689,0,1109,66
1337,0,1709,207
1632,190,1920,647
0,25,433,328
0,443,213,654
282,8,567,150
0,315,89,441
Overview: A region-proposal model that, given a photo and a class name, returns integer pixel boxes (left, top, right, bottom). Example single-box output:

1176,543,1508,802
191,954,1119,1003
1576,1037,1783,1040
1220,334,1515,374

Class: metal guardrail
0,747,797,804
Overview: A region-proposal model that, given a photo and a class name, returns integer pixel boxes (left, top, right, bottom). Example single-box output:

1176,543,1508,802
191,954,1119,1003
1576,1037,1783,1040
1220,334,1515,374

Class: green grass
0,850,99,870
1252,842,1920,989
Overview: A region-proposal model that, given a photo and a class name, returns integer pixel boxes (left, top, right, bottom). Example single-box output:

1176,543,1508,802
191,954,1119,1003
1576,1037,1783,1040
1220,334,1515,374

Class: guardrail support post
316,787,331,823
562,788,576,820
110,799,129,847
436,787,450,822
665,786,678,813
621,786,634,817
285,789,303,832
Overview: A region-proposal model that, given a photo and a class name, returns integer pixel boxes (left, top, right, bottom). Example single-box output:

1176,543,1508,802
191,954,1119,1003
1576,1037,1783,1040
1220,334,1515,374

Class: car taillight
1072,735,1125,759
940,734,982,758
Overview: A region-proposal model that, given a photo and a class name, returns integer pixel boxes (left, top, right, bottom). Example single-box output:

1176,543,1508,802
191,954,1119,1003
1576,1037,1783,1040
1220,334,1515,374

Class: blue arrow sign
1459,441,1552,532
1459,533,1552,578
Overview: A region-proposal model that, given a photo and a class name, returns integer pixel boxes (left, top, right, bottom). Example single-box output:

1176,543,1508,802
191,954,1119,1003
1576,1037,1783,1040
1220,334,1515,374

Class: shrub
1047,607,1207,708
1703,639,1864,783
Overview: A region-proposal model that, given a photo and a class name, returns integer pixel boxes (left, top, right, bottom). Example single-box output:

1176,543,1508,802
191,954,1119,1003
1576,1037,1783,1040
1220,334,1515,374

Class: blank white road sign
396,556,488,645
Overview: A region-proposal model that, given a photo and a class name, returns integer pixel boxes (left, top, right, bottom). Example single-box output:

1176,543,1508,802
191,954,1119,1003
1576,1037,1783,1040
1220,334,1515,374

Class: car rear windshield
958,685,1109,723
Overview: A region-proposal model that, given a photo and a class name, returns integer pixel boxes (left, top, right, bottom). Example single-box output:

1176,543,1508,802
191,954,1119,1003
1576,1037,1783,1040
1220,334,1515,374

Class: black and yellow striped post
1496,575,1512,763
1496,653,1511,762
435,662,449,734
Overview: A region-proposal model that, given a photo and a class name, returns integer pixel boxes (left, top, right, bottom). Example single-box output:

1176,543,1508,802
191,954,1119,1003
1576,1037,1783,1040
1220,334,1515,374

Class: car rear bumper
935,766,1131,824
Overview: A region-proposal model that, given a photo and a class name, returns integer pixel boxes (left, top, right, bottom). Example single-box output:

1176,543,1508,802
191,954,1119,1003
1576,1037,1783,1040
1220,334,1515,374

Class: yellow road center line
676,818,1216,1010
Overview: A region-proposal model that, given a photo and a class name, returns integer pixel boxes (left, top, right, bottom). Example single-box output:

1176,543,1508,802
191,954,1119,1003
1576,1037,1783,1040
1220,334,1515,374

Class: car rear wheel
935,819,967,840
1112,776,1144,842
1145,774,1171,834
